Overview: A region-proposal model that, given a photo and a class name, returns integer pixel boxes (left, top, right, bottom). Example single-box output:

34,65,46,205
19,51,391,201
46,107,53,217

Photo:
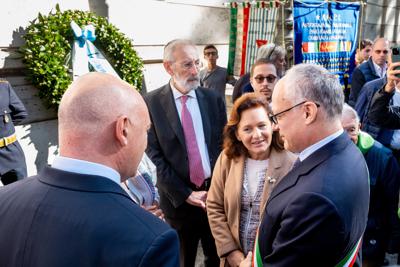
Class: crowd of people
0,36,399,267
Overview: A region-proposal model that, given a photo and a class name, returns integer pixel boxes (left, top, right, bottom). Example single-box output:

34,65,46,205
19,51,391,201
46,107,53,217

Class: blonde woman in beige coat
207,93,295,267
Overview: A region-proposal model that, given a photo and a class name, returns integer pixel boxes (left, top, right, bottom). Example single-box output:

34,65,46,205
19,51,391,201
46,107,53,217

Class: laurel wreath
22,4,143,108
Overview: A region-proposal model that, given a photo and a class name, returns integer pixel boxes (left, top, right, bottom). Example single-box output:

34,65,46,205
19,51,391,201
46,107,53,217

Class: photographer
368,49,400,129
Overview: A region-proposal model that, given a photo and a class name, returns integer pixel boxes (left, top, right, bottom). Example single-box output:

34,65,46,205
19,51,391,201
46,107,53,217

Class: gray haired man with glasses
144,39,226,267
255,64,369,266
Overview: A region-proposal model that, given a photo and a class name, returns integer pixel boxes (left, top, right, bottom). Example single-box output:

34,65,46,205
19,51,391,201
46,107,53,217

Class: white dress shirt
170,82,212,179
298,129,344,162
373,61,387,78
52,155,121,186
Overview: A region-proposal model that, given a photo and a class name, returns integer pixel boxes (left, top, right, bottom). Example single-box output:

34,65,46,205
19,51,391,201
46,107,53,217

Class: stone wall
1,0,230,176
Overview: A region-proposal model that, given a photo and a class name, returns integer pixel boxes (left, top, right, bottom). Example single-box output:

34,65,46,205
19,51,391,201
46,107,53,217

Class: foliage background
22,4,143,108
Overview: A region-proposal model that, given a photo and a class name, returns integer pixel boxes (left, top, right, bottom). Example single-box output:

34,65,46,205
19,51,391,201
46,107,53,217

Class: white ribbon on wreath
70,21,159,206
70,20,119,80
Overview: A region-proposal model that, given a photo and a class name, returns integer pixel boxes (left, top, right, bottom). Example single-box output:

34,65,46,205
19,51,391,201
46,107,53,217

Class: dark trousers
168,208,219,267
0,169,26,185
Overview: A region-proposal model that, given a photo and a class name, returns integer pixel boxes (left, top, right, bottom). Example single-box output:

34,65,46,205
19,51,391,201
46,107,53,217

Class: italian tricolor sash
252,230,362,267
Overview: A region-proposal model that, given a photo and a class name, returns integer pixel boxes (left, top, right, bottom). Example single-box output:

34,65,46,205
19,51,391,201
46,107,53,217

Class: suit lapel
159,85,186,147
196,88,212,149
266,133,350,205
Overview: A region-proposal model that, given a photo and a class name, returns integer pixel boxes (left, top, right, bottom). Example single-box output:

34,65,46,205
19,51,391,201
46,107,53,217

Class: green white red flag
227,1,280,76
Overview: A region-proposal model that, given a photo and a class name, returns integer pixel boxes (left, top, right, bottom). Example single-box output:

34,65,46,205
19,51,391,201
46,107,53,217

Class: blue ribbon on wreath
71,21,96,47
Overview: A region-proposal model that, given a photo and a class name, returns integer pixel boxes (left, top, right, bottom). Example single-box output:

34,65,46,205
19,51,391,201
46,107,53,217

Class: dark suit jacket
0,81,27,176
258,133,369,266
368,88,400,129
144,84,226,226
349,58,380,107
0,166,179,267
355,77,395,146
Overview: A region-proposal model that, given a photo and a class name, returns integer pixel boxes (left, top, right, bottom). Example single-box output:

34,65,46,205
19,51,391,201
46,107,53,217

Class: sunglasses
374,49,389,54
254,75,277,84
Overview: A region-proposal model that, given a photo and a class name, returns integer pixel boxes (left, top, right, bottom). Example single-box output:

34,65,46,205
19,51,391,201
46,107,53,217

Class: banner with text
227,2,280,76
293,0,360,86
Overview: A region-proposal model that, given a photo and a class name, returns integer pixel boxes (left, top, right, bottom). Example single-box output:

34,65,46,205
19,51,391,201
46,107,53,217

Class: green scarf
356,131,374,155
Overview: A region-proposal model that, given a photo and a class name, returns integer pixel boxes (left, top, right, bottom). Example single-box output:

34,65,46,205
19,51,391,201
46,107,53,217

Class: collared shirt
52,155,121,186
390,91,400,149
170,81,212,179
373,61,387,78
298,129,344,162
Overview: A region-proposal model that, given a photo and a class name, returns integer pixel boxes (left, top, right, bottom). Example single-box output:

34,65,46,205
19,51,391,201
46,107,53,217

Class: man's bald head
371,37,390,67
59,73,143,134
58,73,150,180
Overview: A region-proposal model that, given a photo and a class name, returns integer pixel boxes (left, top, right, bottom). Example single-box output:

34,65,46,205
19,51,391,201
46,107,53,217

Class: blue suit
0,166,179,267
257,133,369,266
349,58,381,107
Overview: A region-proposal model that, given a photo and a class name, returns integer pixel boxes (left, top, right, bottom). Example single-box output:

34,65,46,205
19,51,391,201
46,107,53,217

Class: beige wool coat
207,148,296,267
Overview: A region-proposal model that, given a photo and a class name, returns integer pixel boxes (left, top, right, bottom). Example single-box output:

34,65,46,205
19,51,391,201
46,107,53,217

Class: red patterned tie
180,95,205,187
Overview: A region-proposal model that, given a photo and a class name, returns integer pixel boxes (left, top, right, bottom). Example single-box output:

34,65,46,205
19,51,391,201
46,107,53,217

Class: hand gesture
384,57,400,93
239,251,252,267
227,250,245,267
143,203,164,220
186,191,207,210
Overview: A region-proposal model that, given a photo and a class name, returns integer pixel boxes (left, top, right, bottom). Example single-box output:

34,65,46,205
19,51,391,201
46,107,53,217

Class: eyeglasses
176,60,201,70
374,49,389,55
204,51,218,56
254,74,277,84
269,101,320,124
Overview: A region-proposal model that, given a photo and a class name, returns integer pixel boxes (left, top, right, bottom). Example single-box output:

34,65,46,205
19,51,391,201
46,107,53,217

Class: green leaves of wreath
22,4,143,108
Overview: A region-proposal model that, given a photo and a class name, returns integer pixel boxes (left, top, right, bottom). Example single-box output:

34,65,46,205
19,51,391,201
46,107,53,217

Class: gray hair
342,103,360,123
163,39,195,62
257,43,286,61
283,64,344,119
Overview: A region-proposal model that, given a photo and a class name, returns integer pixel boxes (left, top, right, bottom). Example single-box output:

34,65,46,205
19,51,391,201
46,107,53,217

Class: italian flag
252,230,363,267
227,1,280,76
302,41,353,53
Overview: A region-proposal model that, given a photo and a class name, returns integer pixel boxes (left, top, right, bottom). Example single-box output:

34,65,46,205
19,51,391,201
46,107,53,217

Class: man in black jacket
369,61,400,129
349,38,390,107
0,79,28,185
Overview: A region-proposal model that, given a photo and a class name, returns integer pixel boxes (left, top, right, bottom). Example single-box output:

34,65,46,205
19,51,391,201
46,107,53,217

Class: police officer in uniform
0,79,28,185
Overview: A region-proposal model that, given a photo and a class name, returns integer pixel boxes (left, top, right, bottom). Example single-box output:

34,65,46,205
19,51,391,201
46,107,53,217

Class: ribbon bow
71,21,96,48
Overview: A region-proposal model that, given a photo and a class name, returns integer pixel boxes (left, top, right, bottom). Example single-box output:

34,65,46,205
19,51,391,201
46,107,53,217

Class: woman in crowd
207,93,295,267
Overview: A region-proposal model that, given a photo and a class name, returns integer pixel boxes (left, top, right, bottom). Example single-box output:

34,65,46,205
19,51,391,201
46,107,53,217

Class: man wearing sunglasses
255,64,369,266
249,59,278,102
350,37,390,107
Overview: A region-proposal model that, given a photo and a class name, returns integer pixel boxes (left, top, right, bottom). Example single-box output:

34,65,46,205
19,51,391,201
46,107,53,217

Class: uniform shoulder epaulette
0,78,9,83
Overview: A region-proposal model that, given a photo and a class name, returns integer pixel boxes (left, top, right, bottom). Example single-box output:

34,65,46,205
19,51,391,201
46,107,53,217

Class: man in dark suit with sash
251,64,369,267
0,73,179,267
145,39,226,267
